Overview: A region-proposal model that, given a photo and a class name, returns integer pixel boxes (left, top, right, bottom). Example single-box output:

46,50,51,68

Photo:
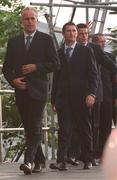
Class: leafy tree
0,0,24,63
0,0,24,161
107,27,117,56
0,0,12,7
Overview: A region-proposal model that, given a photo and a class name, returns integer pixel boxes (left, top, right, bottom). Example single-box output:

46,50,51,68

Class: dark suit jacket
2,30,60,101
88,43,116,73
51,43,98,109
101,51,117,102
87,43,117,102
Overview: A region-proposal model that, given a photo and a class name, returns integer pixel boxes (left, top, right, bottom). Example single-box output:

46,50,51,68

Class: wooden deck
0,161,106,180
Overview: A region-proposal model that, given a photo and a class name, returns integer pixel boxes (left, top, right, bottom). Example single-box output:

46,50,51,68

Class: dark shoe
40,162,46,168
49,162,68,171
67,158,79,166
32,164,42,173
83,162,92,170
19,162,32,175
92,159,98,166
49,163,59,169
58,162,68,171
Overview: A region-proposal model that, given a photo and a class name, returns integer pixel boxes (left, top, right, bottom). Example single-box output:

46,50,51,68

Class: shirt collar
24,31,36,39
65,41,77,50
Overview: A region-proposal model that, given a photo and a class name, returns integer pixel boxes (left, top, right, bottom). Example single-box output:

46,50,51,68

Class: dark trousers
99,101,112,157
72,102,93,163
67,127,81,160
112,103,117,126
15,91,45,164
56,100,93,163
92,102,101,158
56,104,73,163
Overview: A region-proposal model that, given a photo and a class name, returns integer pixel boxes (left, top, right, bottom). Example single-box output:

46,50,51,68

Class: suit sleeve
2,39,17,87
87,48,99,97
36,35,60,74
51,68,60,105
95,45,117,74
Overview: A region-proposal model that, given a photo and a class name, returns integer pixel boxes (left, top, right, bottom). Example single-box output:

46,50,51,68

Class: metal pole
0,66,3,162
99,0,110,33
30,2,117,11
48,0,53,35
85,0,89,22
64,0,117,5
43,105,49,159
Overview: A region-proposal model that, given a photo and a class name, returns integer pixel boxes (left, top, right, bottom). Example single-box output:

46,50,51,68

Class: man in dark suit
92,33,117,158
50,22,98,170
76,24,117,161
2,7,59,175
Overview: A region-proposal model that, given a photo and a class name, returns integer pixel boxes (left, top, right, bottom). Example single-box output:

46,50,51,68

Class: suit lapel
29,31,40,50
59,46,67,64
18,34,27,55
70,43,81,62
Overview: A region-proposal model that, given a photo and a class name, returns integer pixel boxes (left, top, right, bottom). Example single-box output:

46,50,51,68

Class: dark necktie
66,47,72,61
25,36,32,50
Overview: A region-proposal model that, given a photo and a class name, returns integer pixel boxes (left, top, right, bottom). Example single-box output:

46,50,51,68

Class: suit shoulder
77,43,92,52
6,35,23,48
105,51,116,61
88,42,101,49
8,34,23,42
36,31,52,40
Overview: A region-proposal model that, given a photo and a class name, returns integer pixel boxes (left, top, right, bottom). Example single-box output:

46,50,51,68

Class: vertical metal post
0,65,3,162
50,112,57,160
43,105,49,159
49,0,54,35
99,0,109,33
90,8,100,34
85,0,89,22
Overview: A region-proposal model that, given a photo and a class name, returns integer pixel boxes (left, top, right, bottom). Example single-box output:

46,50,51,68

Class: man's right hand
52,104,56,112
12,77,27,90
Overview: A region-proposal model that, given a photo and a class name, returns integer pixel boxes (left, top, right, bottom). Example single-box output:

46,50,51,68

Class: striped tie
66,47,72,61
25,36,32,50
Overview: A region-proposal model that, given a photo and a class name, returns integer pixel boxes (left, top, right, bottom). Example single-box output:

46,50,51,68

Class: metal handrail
30,2,117,11
0,127,50,133
0,88,52,162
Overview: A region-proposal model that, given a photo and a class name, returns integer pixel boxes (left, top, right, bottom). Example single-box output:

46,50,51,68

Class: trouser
56,104,73,163
16,91,46,164
71,102,93,163
92,102,101,158
56,98,93,163
99,101,112,157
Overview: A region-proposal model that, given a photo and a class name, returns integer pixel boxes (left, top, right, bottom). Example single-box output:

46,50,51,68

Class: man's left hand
22,64,37,75
86,95,95,108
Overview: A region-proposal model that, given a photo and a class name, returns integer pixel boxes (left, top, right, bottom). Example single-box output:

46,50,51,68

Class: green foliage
2,94,21,128
3,133,24,161
0,0,12,7
0,0,24,161
0,1,24,63
2,93,24,161
107,27,117,56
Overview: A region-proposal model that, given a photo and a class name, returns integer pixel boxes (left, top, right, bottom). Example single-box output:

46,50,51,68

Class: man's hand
51,104,56,112
114,98,117,106
116,74,117,83
86,21,92,30
86,95,95,108
12,77,27,90
22,64,37,75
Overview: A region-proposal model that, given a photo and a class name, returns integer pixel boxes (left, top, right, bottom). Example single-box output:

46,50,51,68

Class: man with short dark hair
50,22,98,170
76,23,117,161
